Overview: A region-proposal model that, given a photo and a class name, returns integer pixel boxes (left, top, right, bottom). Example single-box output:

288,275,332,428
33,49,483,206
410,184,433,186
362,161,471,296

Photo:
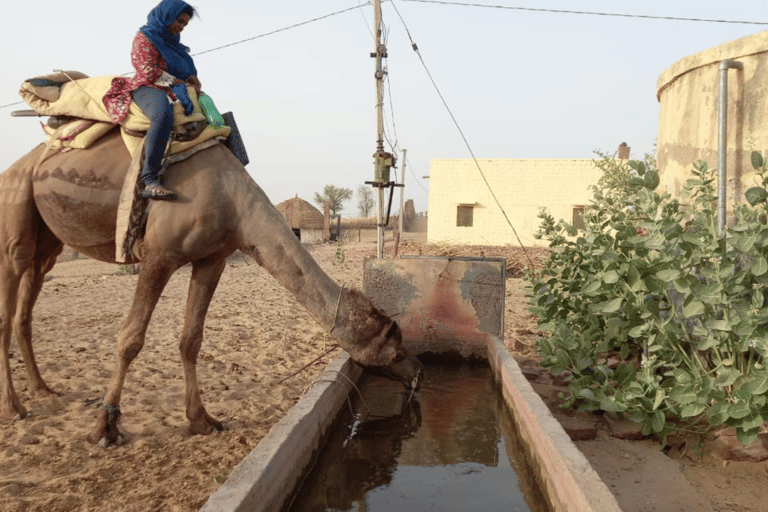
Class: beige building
428,158,604,246
657,31,768,209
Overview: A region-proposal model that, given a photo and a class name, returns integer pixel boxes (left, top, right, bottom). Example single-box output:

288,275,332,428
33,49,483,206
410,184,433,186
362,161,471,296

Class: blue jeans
131,86,173,185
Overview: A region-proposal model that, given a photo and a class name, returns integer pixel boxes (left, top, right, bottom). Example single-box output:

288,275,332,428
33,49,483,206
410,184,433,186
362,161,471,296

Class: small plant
527,152,768,445
334,238,345,270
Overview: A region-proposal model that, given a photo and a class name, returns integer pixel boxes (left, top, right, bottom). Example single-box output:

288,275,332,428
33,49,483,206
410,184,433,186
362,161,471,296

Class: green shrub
527,152,768,444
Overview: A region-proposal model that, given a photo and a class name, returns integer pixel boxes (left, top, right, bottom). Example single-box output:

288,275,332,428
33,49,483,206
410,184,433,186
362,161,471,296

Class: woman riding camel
103,0,201,200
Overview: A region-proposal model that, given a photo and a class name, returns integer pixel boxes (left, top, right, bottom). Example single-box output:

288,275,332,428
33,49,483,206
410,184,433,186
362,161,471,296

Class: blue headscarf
139,0,197,80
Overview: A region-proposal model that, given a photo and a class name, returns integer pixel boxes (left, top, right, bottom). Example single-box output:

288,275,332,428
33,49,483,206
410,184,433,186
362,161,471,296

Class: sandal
142,182,177,201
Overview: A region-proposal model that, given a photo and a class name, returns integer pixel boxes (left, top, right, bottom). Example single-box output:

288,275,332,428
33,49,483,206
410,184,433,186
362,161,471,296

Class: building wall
428,159,603,246
656,31,768,209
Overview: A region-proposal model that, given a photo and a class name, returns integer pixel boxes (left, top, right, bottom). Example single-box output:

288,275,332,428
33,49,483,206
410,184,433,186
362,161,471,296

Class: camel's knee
7,240,36,275
121,342,144,362
179,333,203,362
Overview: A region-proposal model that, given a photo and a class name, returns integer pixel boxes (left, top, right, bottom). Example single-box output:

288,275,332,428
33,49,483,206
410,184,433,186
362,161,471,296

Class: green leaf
714,368,741,387
673,278,691,294
626,265,642,291
600,397,626,413
741,411,764,431
581,280,602,295
656,269,681,282
737,427,760,445
742,375,768,395
681,403,706,418
752,257,768,277
600,297,624,314
706,319,732,331
644,170,660,190
683,300,705,318
728,401,751,419
697,336,720,351
615,364,636,387
706,401,730,425
694,283,723,305
734,234,756,253
653,389,665,410
673,368,693,384
670,386,697,404
603,270,620,284
652,410,665,433
734,320,756,337
745,187,768,206
751,150,764,170
619,343,630,360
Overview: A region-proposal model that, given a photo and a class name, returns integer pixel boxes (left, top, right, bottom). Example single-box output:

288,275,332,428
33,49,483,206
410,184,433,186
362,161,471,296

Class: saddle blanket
20,71,230,155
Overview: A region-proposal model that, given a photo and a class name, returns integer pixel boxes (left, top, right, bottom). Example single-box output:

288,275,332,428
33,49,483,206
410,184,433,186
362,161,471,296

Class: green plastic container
198,93,226,128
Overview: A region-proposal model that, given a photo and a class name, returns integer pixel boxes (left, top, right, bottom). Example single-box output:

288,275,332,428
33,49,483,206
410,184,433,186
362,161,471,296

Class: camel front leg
181,257,227,435
88,255,175,446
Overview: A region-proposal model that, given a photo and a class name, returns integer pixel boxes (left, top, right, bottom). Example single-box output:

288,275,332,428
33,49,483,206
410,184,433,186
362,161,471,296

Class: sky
1,1,767,215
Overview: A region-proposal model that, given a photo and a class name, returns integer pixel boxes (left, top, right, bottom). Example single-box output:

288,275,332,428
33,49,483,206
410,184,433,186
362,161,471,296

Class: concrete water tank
656,31,768,210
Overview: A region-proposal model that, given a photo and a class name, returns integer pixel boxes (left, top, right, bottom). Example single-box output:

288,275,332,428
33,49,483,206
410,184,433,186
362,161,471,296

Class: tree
356,184,374,217
314,184,352,219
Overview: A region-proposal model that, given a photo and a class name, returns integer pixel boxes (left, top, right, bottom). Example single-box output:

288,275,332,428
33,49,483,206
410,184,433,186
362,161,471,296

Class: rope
329,286,344,334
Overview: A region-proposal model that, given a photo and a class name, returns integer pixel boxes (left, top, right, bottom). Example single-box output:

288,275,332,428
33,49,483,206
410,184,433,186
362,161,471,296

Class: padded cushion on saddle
20,73,206,131
22,70,89,102
21,72,230,154
42,119,115,150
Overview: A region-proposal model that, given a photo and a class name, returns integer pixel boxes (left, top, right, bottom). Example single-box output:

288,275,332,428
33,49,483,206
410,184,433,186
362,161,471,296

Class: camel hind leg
0,150,43,420
13,225,63,397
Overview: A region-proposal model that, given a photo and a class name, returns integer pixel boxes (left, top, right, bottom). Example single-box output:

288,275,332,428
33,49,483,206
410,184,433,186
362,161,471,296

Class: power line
191,5,366,58
0,4,370,110
400,0,768,25
390,0,535,269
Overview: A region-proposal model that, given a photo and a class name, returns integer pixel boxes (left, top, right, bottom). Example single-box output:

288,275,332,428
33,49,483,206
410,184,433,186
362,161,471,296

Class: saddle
15,71,231,156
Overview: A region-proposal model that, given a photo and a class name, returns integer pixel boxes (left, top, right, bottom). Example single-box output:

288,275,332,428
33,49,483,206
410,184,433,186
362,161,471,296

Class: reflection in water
288,362,550,512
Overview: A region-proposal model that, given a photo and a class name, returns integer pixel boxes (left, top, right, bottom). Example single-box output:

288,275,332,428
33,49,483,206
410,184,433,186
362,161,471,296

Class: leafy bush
527,152,768,444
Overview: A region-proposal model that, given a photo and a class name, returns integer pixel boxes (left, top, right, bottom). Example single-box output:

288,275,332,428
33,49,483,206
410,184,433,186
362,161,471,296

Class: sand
1,240,766,512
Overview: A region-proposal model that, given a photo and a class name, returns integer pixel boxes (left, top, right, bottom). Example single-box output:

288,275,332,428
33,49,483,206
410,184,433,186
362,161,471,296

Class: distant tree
356,184,374,217
314,184,352,219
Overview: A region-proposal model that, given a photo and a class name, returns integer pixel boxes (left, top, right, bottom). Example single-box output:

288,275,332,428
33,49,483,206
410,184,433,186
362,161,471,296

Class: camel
0,129,423,446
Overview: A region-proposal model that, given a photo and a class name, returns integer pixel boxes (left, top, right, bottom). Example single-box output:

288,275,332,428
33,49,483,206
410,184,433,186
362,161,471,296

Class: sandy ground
1,239,766,512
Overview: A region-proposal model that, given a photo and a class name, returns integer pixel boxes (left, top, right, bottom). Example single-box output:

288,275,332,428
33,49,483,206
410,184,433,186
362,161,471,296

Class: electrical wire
389,0,535,270
0,4,371,110
399,0,768,25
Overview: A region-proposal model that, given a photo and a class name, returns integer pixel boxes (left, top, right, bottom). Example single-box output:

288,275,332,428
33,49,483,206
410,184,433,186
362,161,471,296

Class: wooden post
323,202,331,241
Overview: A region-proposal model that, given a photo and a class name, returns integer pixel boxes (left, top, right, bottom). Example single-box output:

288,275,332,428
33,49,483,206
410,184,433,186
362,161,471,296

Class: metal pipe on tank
717,59,743,237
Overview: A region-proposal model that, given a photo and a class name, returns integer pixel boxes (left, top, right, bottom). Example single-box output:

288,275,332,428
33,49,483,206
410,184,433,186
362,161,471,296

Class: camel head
349,319,423,392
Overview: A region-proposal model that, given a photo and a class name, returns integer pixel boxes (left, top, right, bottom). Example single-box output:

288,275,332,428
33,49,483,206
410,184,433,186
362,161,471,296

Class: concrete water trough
200,257,622,512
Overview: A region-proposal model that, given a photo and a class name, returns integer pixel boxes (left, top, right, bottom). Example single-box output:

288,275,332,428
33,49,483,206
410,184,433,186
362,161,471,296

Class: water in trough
287,359,551,512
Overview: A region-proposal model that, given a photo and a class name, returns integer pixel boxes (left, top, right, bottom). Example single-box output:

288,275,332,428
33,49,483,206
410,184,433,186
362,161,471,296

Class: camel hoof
1,406,28,422
96,434,126,448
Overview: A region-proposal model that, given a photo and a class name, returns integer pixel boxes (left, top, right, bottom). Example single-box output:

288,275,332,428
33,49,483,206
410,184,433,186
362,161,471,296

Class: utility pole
399,149,407,237
371,0,393,258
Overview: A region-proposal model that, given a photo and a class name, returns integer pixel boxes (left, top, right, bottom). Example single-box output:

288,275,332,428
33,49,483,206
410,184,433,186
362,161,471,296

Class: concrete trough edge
200,352,362,512
201,338,623,512
486,335,622,512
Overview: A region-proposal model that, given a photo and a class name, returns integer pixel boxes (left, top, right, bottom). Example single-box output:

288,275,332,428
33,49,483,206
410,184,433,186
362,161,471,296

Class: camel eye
394,353,406,363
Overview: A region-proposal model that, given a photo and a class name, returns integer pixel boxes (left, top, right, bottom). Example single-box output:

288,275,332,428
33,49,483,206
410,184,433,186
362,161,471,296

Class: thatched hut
275,195,326,242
